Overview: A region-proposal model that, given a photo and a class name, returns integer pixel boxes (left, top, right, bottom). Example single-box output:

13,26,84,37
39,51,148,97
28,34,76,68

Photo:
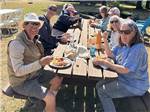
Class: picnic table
43,19,118,112
0,9,22,38
44,19,117,86
44,19,150,112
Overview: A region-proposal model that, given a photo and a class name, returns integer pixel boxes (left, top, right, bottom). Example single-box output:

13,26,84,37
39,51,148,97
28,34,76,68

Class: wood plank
73,28,81,45
79,19,88,47
85,86,95,112
103,69,118,79
72,58,87,77
53,44,66,57
74,85,84,112
56,62,72,76
88,58,103,79
56,28,82,76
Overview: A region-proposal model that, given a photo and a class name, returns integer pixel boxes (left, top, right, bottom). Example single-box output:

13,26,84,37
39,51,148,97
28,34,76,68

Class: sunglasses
30,22,40,26
119,30,132,35
110,20,119,24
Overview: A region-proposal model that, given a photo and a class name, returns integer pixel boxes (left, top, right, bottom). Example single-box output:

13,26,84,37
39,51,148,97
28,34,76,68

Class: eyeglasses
110,20,119,24
119,30,132,35
30,22,40,26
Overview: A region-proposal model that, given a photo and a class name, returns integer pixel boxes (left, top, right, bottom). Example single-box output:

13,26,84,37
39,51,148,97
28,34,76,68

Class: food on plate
51,57,68,66
66,51,76,59
64,49,77,60
95,55,114,64
95,55,107,61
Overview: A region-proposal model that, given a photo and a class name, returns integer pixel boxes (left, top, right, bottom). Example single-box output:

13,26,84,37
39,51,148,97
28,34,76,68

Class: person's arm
60,15,80,26
104,61,129,74
9,41,42,77
94,44,146,75
39,24,59,49
103,31,113,58
93,58,129,74
96,17,109,31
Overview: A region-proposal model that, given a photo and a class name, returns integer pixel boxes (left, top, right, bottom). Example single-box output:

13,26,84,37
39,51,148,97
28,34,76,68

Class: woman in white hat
7,12,63,112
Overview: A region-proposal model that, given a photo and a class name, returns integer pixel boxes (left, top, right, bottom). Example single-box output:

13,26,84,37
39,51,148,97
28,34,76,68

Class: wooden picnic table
44,19,117,86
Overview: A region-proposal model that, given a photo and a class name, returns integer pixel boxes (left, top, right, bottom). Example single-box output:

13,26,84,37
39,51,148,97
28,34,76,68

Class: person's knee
43,91,55,105
96,81,104,92
96,84,104,93
96,82,107,97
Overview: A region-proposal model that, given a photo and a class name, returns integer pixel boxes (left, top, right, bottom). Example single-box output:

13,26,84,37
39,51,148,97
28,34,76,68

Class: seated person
90,5,110,32
52,4,81,36
108,7,120,17
93,19,149,112
8,13,63,112
103,15,123,49
39,5,69,56
141,16,150,35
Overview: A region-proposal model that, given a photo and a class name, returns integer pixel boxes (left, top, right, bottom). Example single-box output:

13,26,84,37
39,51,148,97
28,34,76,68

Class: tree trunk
136,1,143,10
146,1,150,9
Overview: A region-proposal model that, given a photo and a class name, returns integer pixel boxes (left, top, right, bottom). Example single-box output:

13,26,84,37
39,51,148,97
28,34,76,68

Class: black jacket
53,13,80,33
38,15,59,56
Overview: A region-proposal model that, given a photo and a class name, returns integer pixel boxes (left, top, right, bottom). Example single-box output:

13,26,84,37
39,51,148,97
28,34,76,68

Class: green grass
0,1,150,112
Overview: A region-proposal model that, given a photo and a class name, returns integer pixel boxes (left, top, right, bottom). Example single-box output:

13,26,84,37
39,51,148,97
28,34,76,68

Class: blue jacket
38,15,59,56
141,16,150,32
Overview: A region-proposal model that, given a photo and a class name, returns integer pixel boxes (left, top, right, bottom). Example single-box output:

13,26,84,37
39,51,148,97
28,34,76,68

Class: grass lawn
0,1,150,112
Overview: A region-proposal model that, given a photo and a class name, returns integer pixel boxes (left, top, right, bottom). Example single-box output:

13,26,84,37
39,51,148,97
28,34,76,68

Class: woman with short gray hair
103,15,123,54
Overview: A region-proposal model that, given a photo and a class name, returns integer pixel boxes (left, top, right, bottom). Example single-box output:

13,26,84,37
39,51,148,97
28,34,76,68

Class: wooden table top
44,19,117,85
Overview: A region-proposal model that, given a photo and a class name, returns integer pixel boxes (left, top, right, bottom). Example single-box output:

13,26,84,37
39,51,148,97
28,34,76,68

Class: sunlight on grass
119,4,136,9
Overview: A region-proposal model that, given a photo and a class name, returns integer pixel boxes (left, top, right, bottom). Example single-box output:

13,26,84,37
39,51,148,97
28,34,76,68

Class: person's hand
50,76,63,91
39,56,53,66
90,22,97,28
60,33,71,44
93,58,105,66
103,31,109,40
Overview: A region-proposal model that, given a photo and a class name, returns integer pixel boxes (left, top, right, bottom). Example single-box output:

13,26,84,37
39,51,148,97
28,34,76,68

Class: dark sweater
53,14,80,33
38,15,59,56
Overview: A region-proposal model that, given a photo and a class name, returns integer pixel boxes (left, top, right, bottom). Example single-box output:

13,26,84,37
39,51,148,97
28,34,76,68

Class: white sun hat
23,13,43,27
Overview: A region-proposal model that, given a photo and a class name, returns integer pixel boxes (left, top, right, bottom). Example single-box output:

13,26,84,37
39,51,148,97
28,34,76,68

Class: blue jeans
96,79,136,112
